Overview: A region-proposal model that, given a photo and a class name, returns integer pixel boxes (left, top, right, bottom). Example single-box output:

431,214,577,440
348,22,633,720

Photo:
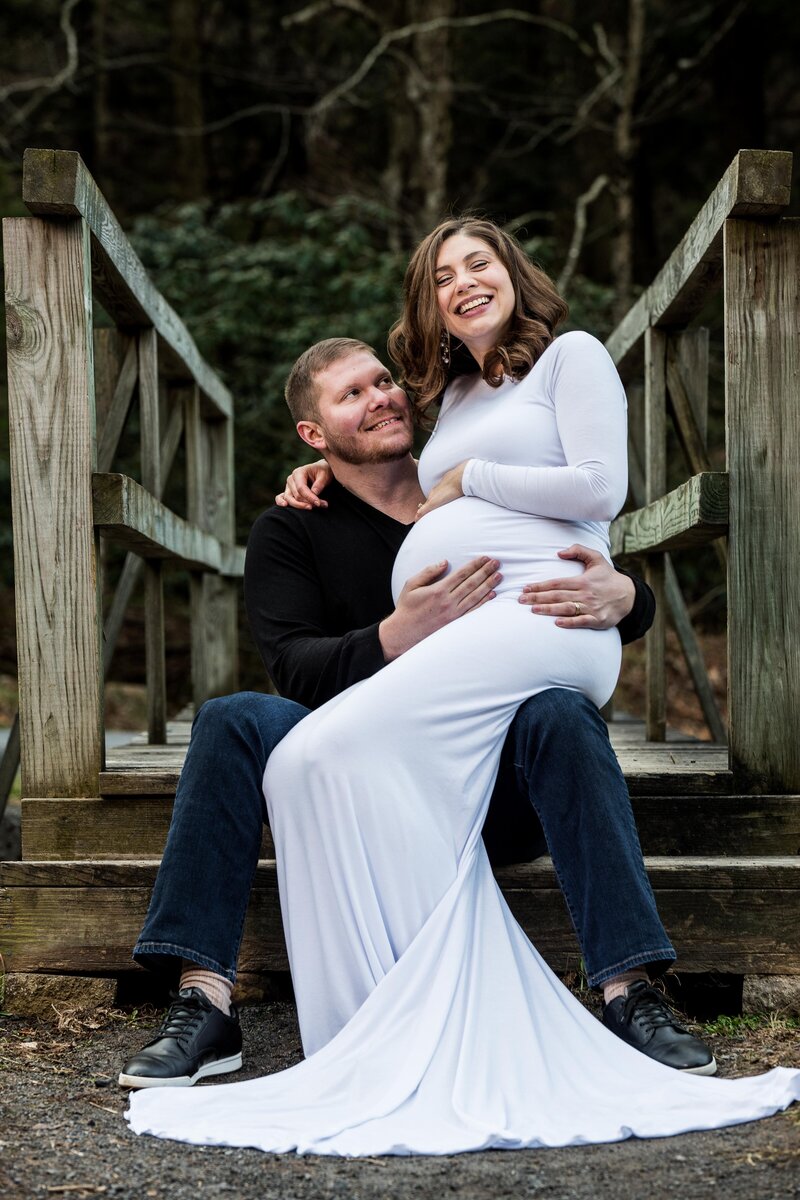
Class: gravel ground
2,999,799,1200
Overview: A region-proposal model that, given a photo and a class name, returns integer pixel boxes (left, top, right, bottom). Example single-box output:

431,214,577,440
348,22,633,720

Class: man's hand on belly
518,544,635,629
379,556,501,661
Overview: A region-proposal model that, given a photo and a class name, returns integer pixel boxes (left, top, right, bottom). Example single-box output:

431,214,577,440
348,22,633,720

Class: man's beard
322,424,413,466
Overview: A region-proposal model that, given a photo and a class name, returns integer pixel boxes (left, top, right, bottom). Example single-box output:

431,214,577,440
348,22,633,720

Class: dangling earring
440,328,451,367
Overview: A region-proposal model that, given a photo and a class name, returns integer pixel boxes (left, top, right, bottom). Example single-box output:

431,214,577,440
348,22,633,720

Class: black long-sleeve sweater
244,479,654,711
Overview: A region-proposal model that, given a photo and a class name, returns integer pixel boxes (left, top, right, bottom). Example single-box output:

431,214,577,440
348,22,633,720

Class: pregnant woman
127,219,799,1155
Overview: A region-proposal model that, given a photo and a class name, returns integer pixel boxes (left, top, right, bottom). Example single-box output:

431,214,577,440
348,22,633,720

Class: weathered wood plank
20,795,800,861
606,150,793,376
666,345,711,477
665,343,728,574
22,148,232,420
99,771,180,795
92,473,245,575
102,397,186,676
0,712,21,820
0,881,288,973
139,328,161,498
725,217,800,792
3,216,104,797
144,563,166,743
672,328,709,447
623,437,725,742
645,328,667,742
138,328,167,743
93,328,129,438
96,768,734,798
3,859,799,975
93,723,733,797
96,335,137,473
664,557,727,744
610,472,728,556
185,388,239,705
13,856,792,890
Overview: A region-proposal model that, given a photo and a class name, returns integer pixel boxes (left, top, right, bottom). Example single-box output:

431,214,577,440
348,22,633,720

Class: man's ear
296,420,327,452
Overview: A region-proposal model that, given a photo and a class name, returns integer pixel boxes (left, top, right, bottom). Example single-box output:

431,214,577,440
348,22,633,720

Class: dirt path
2,1002,799,1200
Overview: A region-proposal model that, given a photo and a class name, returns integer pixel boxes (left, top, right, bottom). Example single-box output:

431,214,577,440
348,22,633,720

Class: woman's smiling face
434,233,516,364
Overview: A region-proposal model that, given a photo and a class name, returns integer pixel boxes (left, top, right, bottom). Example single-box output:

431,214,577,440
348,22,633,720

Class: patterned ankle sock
179,961,233,1015
602,968,650,1007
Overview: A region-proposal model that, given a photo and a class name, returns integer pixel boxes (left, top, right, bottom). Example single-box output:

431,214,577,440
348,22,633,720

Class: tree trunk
611,0,645,324
382,0,454,245
169,0,208,201
410,0,453,237
92,0,112,195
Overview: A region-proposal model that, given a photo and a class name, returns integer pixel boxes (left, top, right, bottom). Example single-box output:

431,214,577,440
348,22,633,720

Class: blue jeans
134,689,675,988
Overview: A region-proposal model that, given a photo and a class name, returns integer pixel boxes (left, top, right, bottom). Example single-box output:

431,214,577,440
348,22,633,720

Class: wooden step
3,857,799,977
19,794,800,860
98,736,734,798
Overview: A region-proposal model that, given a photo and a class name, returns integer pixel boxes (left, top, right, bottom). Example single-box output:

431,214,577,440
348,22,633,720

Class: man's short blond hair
284,338,376,424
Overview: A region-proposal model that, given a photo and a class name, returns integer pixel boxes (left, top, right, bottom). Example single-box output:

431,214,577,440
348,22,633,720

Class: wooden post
186,388,239,707
644,327,667,742
139,327,167,743
667,329,728,743
725,217,800,791
671,328,709,448
3,216,103,796
103,395,184,678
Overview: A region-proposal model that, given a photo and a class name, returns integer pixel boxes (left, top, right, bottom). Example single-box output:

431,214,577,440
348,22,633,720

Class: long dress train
127,334,799,1154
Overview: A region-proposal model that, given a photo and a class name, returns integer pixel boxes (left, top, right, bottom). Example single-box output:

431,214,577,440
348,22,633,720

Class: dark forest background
1,0,798,710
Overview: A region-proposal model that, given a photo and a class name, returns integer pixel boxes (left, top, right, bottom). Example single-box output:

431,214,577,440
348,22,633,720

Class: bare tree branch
556,64,622,145
126,102,298,137
260,107,292,195
503,211,556,233
310,10,597,116
638,0,750,122
283,0,382,28
610,0,646,320
0,0,80,117
557,174,609,295
592,22,620,75
121,8,597,146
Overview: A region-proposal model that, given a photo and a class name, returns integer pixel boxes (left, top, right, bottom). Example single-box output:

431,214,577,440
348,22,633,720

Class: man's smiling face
304,351,414,466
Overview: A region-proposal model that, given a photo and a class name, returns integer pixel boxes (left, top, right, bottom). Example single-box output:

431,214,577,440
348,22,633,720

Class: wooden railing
3,149,243,802
3,147,798,808
606,148,799,792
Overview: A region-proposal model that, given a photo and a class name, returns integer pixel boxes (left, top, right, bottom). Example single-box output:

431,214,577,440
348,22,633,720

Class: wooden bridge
1,148,799,999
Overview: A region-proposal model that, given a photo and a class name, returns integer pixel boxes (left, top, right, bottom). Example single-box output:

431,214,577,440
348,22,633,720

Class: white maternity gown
127,331,800,1154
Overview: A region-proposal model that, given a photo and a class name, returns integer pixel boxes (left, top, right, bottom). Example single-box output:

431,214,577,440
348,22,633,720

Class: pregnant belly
391,496,609,604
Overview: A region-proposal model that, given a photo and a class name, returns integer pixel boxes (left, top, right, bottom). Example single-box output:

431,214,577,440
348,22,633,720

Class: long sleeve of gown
461,332,628,522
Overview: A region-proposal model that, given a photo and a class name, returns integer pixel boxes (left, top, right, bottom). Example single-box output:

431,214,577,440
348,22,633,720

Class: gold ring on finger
574,601,582,617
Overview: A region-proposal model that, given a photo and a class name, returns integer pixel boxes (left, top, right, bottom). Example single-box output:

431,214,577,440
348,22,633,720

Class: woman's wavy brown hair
388,216,569,422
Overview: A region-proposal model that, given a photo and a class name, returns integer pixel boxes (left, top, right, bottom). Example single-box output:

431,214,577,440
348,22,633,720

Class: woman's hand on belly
379,555,501,661
518,544,634,628
415,461,469,522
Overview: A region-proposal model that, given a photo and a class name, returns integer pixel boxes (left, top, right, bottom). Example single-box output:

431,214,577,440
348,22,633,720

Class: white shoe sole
119,1051,243,1089
680,1057,717,1076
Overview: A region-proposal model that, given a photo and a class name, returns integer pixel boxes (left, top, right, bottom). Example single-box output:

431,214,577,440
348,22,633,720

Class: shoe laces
155,990,210,1048
622,982,689,1034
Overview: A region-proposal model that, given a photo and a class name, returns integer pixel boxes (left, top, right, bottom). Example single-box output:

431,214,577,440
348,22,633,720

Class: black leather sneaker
118,987,243,1089
602,980,717,1075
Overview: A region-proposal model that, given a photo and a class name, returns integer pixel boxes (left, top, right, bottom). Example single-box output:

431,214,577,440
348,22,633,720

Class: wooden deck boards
100,715,732,769
97,715,733,798
3,857,799,976
6,714,800,981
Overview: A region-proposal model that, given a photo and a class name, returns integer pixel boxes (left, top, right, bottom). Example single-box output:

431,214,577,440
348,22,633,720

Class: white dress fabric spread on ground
127,332,800,1155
